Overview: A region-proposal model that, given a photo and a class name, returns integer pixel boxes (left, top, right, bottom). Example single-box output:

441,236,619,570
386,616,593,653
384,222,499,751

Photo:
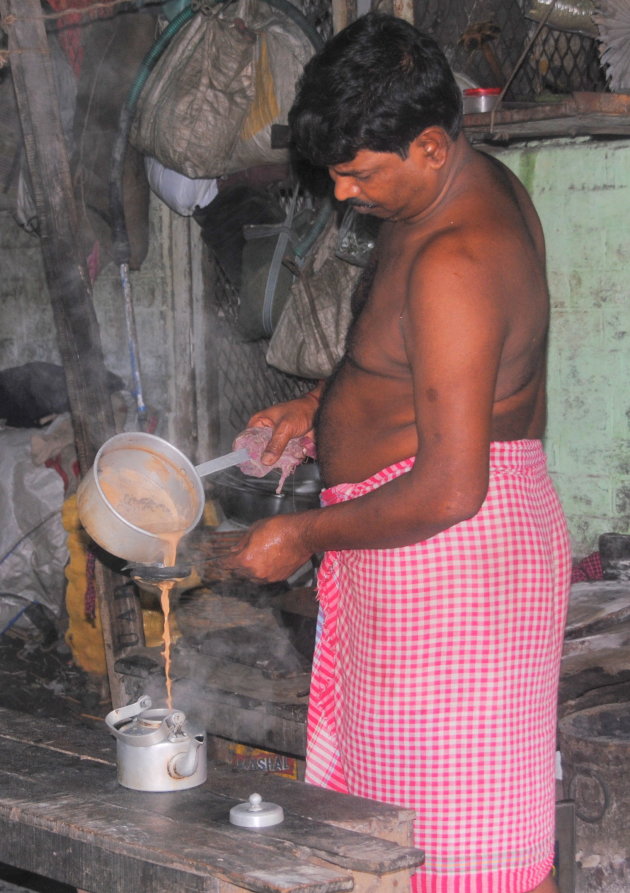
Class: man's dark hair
289,13,463,168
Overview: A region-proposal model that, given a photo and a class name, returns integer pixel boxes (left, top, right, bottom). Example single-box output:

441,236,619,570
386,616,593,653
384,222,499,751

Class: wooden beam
392,0,414,24
331,0,357,34
0,0,145,706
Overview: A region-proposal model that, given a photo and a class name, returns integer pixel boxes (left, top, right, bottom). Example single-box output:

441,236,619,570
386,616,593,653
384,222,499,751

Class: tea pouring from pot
76,432,250,567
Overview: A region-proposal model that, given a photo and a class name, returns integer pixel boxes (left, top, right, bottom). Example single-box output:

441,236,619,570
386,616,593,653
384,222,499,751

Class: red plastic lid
463,87,502,96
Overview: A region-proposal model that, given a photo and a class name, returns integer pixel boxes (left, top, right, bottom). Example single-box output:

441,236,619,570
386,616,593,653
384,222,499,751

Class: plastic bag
144,156,218,216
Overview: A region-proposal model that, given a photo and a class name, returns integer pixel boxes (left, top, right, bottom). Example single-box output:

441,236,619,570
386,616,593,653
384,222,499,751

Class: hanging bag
129,0,314,178
265,212,367,379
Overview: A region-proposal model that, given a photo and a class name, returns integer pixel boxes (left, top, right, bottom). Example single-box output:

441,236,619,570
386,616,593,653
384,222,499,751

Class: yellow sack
62,495,107,677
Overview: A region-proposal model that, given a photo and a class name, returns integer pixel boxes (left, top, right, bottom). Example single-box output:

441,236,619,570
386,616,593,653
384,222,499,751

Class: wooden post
0,0,145,706
392,0,415,24
331,0,357,34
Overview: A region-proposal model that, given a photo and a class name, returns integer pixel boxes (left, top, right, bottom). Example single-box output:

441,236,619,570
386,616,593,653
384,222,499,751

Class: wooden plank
207,766,417,847
0,708,114,761
162,207,197,455
0,783,354,892
0,707,414,844
0,823,221,893
0,740,421,876
191,221,215,465
464,91,630,143
0,0,115,466
331,0,355,35
172,655,309,757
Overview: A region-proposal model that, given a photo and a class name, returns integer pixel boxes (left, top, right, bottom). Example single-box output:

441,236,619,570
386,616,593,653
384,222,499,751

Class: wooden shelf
464,92,630,144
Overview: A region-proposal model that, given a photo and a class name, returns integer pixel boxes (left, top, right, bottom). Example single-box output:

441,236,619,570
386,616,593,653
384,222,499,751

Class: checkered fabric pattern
570,550,602,583
306,440,572,893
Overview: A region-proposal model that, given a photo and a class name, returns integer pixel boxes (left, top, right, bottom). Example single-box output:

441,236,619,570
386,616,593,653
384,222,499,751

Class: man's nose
331,176,358,203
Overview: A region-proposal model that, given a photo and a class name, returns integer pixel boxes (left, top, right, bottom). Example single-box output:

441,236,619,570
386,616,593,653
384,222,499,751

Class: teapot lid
229,793,284,828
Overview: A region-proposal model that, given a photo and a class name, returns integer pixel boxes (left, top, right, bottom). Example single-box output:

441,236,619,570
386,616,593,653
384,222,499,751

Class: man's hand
247,386,322,466
216,514,314,583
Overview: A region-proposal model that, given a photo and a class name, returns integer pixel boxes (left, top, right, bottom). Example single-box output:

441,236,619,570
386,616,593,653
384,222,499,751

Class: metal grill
413,0,606,100
206,256,313,452
302,0,333,41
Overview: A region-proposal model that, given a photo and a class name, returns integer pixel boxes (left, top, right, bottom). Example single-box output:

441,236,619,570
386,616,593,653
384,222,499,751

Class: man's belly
316,365,418,487
315,357,547,488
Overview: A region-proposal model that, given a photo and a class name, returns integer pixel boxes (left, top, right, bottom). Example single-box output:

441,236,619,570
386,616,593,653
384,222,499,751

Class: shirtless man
222,14,571,893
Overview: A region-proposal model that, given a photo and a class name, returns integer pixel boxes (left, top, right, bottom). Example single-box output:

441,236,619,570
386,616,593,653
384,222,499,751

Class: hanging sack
265,212,368,380
129,0,314,179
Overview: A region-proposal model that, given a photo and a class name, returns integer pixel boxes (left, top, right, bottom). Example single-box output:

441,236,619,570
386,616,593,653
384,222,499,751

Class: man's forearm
295,463,484,554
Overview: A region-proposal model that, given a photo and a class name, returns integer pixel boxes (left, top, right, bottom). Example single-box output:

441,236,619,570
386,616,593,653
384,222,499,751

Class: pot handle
194,448,249,478
168,737,202,779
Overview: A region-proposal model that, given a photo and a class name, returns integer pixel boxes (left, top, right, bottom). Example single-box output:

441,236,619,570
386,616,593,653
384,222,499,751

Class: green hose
128,5,197,108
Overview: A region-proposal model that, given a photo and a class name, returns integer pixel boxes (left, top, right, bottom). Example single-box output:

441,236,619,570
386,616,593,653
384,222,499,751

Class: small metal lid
229,793,285,828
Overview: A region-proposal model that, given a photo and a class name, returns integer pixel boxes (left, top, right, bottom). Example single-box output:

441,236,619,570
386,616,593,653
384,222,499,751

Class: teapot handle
105,694,153,741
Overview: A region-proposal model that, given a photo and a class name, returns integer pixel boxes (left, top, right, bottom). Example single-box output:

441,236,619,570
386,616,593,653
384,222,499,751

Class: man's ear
409,128,450,169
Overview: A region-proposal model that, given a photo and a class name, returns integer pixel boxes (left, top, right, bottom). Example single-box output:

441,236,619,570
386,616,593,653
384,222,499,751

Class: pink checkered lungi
306,440,571,893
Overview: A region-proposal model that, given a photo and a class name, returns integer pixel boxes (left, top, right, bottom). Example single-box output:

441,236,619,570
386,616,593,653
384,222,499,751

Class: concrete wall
1,137,629,557
494,138,630,556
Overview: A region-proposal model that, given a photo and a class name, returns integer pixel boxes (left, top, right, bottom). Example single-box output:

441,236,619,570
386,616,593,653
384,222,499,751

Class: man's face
328,146,431,221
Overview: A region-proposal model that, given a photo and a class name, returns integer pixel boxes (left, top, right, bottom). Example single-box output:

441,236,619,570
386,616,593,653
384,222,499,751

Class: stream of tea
99,463,193,708
157,533,182,708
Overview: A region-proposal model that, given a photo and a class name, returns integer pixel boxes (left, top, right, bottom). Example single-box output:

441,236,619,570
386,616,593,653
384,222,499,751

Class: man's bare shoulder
399,166,546,312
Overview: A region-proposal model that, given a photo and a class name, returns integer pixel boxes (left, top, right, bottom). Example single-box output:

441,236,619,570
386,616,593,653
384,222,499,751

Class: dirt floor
0,626,110,893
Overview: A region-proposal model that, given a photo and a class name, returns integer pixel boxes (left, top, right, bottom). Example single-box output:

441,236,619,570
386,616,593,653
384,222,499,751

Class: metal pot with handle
105,695,207,791
77,432,248,564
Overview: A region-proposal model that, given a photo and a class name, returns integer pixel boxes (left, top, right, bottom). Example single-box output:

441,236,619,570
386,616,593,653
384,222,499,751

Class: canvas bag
129,0,313,179
265,213,365,380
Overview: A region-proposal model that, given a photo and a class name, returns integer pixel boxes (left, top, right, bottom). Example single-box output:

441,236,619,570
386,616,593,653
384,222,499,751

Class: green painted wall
493,138,630,557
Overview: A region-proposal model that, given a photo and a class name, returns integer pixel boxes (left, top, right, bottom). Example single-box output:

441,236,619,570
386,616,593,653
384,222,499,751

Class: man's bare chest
346,248,414,378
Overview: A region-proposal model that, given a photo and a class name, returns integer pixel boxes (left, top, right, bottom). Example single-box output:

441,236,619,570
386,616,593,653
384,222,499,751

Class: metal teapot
105,695,207,792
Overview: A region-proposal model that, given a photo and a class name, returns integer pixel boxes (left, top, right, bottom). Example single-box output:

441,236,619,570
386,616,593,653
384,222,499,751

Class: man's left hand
217,514,313,583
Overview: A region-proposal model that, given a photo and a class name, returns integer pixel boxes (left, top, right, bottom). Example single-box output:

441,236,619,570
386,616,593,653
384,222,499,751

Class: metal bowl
212,461,321,526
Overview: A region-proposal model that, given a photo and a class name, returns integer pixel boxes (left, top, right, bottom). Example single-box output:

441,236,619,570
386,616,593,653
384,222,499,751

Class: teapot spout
168,736,204,779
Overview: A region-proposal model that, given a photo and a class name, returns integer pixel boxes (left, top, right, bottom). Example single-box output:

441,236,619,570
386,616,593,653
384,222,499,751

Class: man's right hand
246,384,323,466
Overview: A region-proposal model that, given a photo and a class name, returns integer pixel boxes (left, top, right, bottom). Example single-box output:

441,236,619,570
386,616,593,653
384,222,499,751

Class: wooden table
0,708,424,892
